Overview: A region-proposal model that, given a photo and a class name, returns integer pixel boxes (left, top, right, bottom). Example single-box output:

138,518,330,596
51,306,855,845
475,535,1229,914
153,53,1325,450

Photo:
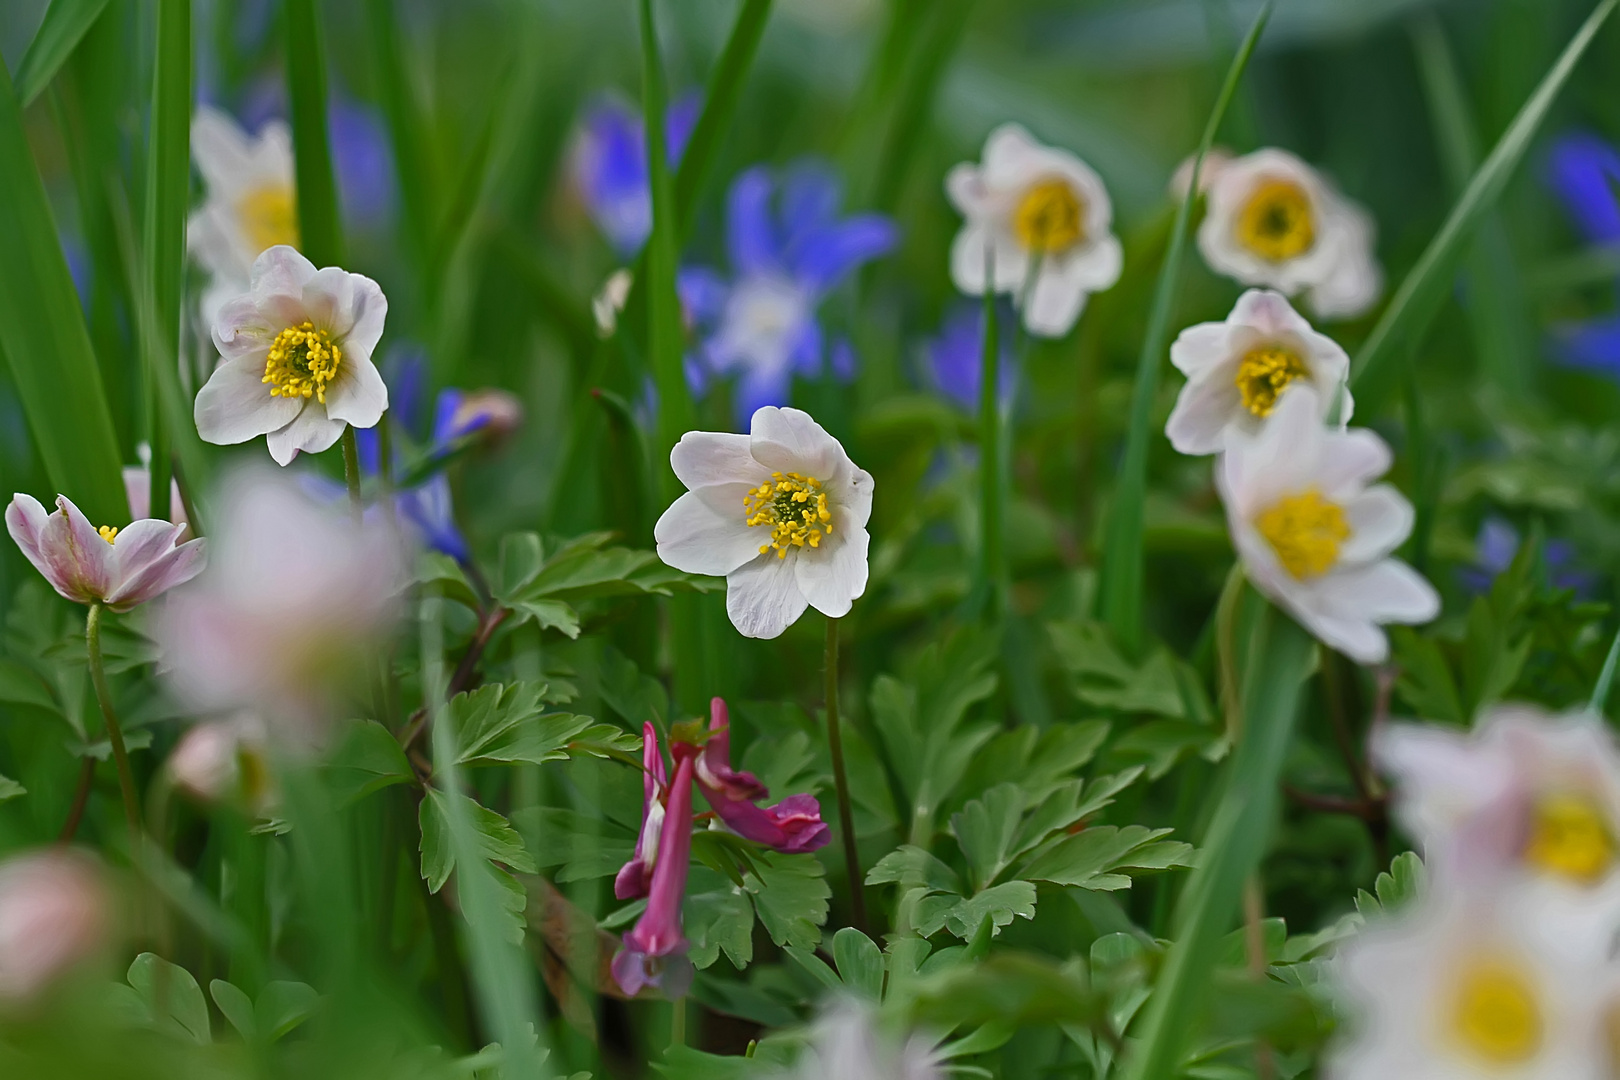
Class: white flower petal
948,220,1028,297
55,496,117,601
1021,257,1089,337
833,465,874,532
944,162,989,217
301,266,359,339
750,406,844,479
325,354,388,429
981,122,1046,191
190,106,260,196
1339,485,1413,564
249,245,318,327
265,406,347,466
670,431,769,490
212,293,277,362
1165,373,1244,456
1327,559,1440,625
341,273,388,361
794,528,869,617
654,485,766,576
194,353,302,445
724,552,810,639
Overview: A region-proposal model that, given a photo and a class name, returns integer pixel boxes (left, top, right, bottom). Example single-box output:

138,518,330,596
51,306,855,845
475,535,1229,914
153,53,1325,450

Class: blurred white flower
1166,289,1351,455
196,246,389,465
1198,148,1382,320
1168,146,1234,201
1216,385,1438,663
773,1000,942,1080
0,850,112,1005
1376,705,1620,890
168,718,275,814
152,468,408,741
593,268,634,337
946,123,1123,337
5,493,205,612
1330,878,1620,1080
655,407,872,639
122,442,187,529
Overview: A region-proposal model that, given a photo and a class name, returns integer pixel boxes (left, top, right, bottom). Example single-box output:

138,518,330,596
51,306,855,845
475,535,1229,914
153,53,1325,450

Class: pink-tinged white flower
0,850,112,1005
655,407,873,640
1166,289,1351,456
772,1000,943,1080
122,444,187,529
1197,148,1382,320
1168,146,1235,201
614,722,670,902
1329,878,1620,1080
196,245,388,466
947,123,1123,337
695,698,830,853
5,494,205,612
612,747,697,999
188,106,297,327
167,718,275,815
151,468,408,741
1375,706,1620,892
1216,386,1438,664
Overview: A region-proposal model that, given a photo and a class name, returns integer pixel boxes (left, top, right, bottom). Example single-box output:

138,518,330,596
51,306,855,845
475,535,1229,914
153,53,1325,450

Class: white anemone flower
946,123,1123,338
0,850,112,1006
1216,385,1438,664
1166,289,1351,455
1329,879,1620,1080
196,246,388,465
655,407,873,640
188,106,298,325
1375,705,1620,892
1198,148,1382,320
772,1000,942,1080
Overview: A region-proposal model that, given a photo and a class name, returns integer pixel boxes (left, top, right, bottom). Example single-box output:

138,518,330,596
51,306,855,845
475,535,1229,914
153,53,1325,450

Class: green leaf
746,852,830,951
361,0,436,262
513,807,635,883
0,775,24,801
14,0,111,107
832,927,886,1000
951,782,1028,891
126,953,210,1044
209,979,255,1040
1009,769,1146,859
943,880,1038,939
443,681,600,766
685,867,754,970
324,719,414,804
0,658,60,716
417,553,481,611
256,980,320,1041
1021,826,1194,891
495,532,544,600
282,0,344,267
866,845,963,893
419,788,538,894
510,599,581,639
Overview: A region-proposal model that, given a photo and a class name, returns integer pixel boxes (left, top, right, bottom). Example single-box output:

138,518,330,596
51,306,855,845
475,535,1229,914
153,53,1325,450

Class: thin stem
341,425,364,520
1242,875,1276,1080
670,996,686,1049
1214,563,1245,736
824,615,867,933
86,603,140,847
976,256,1003,620
57,757,95,844
1591,621,1620,715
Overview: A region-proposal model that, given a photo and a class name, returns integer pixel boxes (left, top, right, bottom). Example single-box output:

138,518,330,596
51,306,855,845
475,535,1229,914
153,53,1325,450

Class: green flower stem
341,425,364,519
825,614,868,933
975,273,1003,620
86,602,140,846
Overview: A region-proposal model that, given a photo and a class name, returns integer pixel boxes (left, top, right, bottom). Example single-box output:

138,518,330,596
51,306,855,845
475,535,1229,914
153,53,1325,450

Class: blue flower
1460,516,1594,597
1545,133,1620,377
680,161,898,424
234,81,396,230
924,300,1015,411
571,93,701,256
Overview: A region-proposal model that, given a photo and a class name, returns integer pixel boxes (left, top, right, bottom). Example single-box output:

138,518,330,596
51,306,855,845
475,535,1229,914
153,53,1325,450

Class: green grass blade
869,0,975,212
1349,0,1617,404
1117,609,1314,1080
674,0,772,243
362,0,436,264
283,0,344,268
970,277,1002,618
1591,622,1620,716
0,59,126,524
140,0,190,523
1098,4,1270,655
13,0,110,108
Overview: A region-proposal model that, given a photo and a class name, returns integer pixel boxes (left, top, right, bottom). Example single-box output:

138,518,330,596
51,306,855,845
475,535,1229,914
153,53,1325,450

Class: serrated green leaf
324,719,413,804
866,845,962,893
417,553,481,611
746,852,829,950
685,868,754,970
944,880,1037,939
951,782,1027,891
127,953,210,1044
444,681,599,766
419,788,538,893
510,599,581,638
1021,825,1191,891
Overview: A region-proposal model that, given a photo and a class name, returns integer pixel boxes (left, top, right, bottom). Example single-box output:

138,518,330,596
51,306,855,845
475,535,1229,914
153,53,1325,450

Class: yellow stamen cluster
1450,958,1543,1064
1524,793,1615,884
1254,488,1350,580
264,322,342,404
1236,179,1315,261
1013,178,1085,255
1235,347,1309,417
238,184,299,254
744,472,833,559
97,525,118,545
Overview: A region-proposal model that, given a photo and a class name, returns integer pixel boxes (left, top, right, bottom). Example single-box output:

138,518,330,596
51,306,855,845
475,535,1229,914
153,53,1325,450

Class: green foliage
13,0,111,107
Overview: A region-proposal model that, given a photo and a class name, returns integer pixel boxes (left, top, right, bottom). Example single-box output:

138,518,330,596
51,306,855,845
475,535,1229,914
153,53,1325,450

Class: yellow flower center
98,525,118,544
237,183,299,254
1450,958,1542,1065
1235,347,1309,417
1524,793,1615,884
1236,179,1315,261
1012,178,1085,255
1254,488,1350,579
264,322,342,404
744,472,834,559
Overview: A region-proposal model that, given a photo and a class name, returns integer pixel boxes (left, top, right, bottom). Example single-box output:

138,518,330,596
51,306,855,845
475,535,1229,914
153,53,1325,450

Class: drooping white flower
772,1000,942,1080
152,468,408,742
655,407,873,639
1166,289,1351,455
1198,148,1382,320
1329,878,1620,1080
196,246,389,465
5,494,205,612
168,717,276,815
1216,385,1438,663
0,850,112,1005
946,123,1123,337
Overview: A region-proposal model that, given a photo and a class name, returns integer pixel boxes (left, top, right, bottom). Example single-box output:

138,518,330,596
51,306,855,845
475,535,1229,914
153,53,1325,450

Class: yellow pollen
1012,178,1085,255
1450,958,1542,1065
1254,488,1350,579
97,525,118,545
1236,179,1315,261
743,471,834,559
237,184,299,254
1235,347,1310,417
264,321,342,404
1524,793,1615,884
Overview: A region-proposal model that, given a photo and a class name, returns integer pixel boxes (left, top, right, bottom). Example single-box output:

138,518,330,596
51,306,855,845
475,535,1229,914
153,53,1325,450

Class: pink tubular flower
694,698,830,854
0,850,112,1005
6,494,205,611
612,750,696,998
614,722,670,901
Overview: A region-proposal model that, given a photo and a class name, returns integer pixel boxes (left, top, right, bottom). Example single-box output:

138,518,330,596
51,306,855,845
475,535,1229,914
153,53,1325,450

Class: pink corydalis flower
0,850,112,1005
614,721,670,901
612,748,696,998
695,698,831,854
6,494,205,611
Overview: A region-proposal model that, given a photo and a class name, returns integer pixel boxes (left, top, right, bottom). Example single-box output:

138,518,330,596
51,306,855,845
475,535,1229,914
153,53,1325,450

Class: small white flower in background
655,407,873,640
771,1000,942,1080
152,468,408,743
1168,145,1234,201
1375,706,1620,891
168,718,276,815
1166,289,1351,455
1198,147,1382,320
1329,878,1620,1080
122,442,187,529
188,106,298,327
5,494,205,612
946,123,1123,337
196,245,389,465
593,268,634,337
1216,385,1438,664
0,850,112,1005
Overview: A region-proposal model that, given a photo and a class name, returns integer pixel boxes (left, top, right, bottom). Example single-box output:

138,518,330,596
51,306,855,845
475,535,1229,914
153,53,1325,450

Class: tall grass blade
0,60,126,524
970,275,1002,618
14,0,110,107
283,0,344,268
870,0,976,212
1098,4,1270,655
1349,0,1617,404
363,0,436,264
674,0,772,243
